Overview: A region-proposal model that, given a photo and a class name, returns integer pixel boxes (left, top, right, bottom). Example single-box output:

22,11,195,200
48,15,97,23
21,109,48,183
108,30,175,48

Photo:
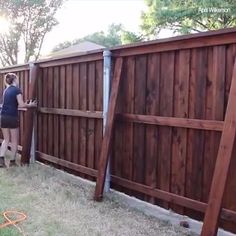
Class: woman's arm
17,94,37,108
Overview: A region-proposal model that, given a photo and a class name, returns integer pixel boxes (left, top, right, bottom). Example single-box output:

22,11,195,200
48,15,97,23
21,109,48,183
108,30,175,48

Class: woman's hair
4,73,17,85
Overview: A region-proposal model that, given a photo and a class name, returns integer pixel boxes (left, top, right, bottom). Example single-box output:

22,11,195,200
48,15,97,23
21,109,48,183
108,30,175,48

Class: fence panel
110,36,236,233
36,54,104,177
1,28,236,234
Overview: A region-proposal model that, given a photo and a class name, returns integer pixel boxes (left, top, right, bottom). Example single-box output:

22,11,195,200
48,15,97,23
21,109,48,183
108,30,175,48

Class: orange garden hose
0,211,27,235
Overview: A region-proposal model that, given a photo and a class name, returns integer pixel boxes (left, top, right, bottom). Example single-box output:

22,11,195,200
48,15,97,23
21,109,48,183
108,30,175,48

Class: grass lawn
0,163,194,236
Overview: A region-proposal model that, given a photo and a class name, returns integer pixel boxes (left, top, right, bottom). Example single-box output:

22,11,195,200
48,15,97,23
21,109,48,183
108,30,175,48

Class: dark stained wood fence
1,28,236,233
109,29,236,233
36,52,104,177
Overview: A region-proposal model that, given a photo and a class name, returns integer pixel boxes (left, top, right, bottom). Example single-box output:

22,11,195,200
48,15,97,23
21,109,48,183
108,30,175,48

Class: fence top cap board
1,27,236,71
35,48,104,64
0,48,104,71
0,63,29,73
110,27,236,52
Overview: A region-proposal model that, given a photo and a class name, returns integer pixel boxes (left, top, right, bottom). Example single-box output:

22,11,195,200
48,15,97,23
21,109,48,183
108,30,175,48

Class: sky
41,0,148,54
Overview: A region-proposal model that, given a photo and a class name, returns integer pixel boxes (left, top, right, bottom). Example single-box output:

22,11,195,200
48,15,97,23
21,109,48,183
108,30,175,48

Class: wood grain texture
133,55,147,200
47,67,53,157
87,62,96,180
94,57,123,200
203,46,225,204
37,68,43,154
117,114,223,131
65,65,73,162
72,64,80,166
145,53,160,203
53,67,60,159
186,48,207,220
21,65,39,164
222,44,236,232
79,62,87,174
38,107,102,118
171,49,190,213
123,57,135,182
157,51,175,208
37,151,97,177
59,66,66,164
94,60,103,170
111,175,236,223
201,59,236,236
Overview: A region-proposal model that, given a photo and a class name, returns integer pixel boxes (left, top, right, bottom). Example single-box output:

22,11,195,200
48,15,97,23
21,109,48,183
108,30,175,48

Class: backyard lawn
0,162,194,236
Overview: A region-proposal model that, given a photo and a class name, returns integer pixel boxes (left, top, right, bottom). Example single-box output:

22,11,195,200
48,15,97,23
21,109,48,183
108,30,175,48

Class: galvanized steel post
29,62,36,163
103,50,112,192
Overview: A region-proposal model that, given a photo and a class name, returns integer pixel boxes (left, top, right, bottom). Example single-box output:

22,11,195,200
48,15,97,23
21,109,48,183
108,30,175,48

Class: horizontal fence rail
117,113,224,131
38,107,103,118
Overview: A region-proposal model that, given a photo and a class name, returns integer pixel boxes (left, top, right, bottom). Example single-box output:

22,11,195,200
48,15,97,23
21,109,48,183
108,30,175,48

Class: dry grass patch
0,163,195,236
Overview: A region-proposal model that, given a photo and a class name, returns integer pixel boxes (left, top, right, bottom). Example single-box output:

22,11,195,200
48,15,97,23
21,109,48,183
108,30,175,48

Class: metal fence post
103,50,112,193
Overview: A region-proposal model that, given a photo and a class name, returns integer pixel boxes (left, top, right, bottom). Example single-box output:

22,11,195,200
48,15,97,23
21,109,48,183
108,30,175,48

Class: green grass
0,164,66,236
0,171,25,236
0,163,194,236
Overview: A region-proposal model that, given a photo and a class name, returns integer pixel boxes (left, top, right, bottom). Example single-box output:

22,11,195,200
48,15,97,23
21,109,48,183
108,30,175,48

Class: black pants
0,115,19,128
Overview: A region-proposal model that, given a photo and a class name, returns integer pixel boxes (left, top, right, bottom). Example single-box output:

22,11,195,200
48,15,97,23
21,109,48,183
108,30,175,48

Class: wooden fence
36,52,104,178
1,28,236,233
110,38,236,233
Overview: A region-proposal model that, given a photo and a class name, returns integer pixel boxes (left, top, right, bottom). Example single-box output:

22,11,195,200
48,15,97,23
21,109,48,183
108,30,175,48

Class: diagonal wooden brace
201,59,236,236
94,57,123,201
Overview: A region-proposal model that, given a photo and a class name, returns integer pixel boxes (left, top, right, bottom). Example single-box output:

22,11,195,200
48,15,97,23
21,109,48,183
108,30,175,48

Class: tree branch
35,28,47,60
170,23,203,33
0,36,16,65
194,20,209,30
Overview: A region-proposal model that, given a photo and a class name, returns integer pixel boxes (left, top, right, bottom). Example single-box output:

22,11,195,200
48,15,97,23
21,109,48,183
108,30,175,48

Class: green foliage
83,24,122,47
141,0,236,38
53,23,142,52
121,31,143,45
0,0,64,65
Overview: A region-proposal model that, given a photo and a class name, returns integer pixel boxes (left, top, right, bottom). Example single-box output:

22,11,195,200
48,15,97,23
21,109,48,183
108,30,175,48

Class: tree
53,23,142,52
121,31,143,45
0,0,64,65
141,0,236,38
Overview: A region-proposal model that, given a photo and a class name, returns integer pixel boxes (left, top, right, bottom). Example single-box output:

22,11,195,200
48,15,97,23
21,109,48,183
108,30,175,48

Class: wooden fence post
201,59,236,235
21,63,38,164
94,57,123,201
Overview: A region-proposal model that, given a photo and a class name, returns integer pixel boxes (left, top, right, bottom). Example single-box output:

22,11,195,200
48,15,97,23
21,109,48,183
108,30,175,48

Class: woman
0,73,36,167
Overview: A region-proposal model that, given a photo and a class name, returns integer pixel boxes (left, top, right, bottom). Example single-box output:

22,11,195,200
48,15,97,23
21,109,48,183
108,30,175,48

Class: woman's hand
17,94,37,108
27,99,37,108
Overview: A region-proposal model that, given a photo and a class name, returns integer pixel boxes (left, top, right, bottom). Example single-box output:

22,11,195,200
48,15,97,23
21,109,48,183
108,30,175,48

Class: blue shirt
1,86,22,117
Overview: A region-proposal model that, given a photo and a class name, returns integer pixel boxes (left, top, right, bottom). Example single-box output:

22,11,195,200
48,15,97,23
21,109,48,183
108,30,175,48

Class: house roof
41,41,105,59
